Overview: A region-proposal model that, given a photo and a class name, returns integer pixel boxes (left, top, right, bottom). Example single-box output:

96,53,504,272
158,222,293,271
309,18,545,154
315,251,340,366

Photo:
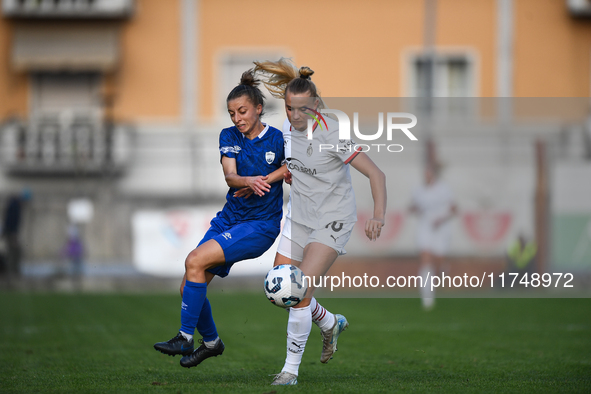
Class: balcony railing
2,0,134,19
0,113,133,176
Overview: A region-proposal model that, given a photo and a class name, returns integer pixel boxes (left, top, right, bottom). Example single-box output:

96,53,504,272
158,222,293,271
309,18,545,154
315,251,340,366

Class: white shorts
416,221,452,256
277,217,354,262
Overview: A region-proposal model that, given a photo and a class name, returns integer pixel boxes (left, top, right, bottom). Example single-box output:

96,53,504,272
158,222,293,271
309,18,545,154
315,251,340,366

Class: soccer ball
264,264,308,308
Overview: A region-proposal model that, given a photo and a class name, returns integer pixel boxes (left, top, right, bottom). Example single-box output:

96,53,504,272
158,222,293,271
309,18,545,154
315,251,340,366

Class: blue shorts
198,216,280,278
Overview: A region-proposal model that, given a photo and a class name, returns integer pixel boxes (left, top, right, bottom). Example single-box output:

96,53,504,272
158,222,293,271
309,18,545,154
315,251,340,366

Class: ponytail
254,58,321,101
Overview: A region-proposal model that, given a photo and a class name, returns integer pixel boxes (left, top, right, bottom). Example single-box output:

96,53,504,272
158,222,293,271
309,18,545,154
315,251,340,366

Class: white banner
132,206,279,278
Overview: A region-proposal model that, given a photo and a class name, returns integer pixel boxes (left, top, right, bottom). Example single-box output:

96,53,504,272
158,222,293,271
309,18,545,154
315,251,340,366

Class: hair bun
240,69,259,87
299,66,314,80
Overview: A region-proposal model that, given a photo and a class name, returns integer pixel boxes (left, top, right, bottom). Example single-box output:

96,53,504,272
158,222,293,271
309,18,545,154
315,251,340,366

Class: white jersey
282,117,360,229
412,180,454,224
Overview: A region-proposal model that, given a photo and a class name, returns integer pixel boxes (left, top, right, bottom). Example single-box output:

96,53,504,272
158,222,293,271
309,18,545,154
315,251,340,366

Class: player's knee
185,249,206,272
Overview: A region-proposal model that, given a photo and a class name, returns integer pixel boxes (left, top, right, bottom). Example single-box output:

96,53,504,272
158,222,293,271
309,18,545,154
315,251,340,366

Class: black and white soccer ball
264,264,308,308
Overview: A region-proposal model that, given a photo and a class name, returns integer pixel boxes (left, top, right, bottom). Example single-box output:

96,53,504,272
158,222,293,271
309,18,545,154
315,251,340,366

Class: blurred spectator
62,224,85,278
1,189,32,281
409,163,457,310
506,233,537,273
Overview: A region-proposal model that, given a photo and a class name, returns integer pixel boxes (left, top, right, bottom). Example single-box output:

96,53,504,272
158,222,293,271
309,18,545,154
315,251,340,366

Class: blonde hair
254,58,321,101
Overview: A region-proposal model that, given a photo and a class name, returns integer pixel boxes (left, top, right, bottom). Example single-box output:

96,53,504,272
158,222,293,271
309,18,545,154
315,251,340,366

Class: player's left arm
350,152,387,241
233,163,288,198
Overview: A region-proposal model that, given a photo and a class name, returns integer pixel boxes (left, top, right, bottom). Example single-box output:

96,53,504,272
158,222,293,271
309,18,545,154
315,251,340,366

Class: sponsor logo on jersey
265,151,275,164
286,158,317,176
222,232,232,240
220,145,242,154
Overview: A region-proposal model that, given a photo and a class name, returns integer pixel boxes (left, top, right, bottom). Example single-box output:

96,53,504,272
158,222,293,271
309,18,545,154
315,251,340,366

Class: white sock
180,331,193,342
204,337,219,349
281,305,312,376
420,264,435,309
310,297,335,332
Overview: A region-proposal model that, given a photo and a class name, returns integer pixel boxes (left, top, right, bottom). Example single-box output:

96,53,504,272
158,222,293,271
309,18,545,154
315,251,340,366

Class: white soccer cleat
320,314,349,363
271,371,298,385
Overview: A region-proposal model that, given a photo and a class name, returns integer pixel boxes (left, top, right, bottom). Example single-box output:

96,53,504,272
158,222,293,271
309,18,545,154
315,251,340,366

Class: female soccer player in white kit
409,163,457,309
254,59,387,385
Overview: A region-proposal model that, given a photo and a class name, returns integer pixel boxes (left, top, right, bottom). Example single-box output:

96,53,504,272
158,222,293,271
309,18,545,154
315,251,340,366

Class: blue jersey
218,124,284,225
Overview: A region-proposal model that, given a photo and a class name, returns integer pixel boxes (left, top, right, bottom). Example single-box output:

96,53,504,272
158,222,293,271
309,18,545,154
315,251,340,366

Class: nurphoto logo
306,109,418,153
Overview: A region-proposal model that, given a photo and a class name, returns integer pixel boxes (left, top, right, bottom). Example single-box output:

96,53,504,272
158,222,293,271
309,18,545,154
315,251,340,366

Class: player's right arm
233,131,288,198
222,156,271,197
233,163,288,198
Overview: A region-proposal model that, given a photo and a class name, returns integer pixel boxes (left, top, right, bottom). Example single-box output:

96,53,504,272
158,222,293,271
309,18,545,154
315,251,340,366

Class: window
26,71,105,166
31,71,102,118
409,52,476,98
405,50,478,119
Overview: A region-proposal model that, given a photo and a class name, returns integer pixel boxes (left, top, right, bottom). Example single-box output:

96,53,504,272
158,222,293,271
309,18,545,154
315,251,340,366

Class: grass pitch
0,291,590,393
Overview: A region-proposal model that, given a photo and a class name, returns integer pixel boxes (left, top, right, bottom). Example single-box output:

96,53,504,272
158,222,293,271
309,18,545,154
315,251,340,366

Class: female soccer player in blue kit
154,70,287,368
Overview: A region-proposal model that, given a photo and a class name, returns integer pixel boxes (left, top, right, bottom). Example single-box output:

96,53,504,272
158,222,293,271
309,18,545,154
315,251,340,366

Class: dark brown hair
226,69,266,117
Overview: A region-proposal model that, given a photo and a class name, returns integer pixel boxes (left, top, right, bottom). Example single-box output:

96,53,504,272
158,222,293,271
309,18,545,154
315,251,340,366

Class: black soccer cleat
154,332,194,356
180,338,225,368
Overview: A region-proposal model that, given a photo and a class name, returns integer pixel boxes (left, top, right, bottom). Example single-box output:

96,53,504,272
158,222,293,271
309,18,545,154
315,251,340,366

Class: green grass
0,291,590,393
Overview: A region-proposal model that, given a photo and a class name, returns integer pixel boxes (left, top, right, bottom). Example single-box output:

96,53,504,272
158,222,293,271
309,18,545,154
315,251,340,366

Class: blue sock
196,298,219,342
180,280,207,336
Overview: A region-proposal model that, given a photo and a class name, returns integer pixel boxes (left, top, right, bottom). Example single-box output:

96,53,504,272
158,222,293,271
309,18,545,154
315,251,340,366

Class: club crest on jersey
265,151,275,164
307,143,313,157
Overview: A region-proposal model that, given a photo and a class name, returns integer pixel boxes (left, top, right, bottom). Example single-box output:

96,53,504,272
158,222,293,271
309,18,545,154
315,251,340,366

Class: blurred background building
0,0,590,284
